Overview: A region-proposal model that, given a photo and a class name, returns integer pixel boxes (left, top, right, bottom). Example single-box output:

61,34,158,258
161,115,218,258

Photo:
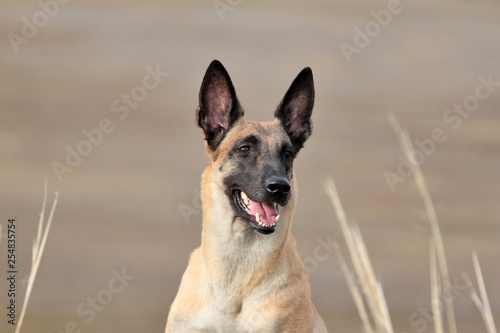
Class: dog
165,60,328,333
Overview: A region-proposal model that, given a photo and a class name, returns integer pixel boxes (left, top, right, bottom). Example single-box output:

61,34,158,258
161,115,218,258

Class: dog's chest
184,300,279,333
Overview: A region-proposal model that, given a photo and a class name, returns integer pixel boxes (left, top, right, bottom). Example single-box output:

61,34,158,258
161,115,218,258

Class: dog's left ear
274,67,314,153
197,60,244,151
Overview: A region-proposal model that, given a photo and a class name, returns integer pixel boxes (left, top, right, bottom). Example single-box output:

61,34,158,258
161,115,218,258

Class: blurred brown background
1,0,499,332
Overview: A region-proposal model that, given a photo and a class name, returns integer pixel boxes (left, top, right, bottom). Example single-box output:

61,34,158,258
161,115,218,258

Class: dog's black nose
266,176,291,195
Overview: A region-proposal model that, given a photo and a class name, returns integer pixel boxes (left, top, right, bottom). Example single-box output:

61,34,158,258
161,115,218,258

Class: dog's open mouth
232,190,279,234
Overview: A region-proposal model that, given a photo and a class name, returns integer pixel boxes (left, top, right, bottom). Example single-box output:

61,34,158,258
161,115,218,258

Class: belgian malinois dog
165,60,327,332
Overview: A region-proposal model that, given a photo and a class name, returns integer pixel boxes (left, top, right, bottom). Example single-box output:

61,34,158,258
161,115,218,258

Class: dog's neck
198,164,297,313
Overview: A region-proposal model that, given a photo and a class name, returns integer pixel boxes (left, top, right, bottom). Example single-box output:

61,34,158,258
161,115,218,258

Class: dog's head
196,60,314,235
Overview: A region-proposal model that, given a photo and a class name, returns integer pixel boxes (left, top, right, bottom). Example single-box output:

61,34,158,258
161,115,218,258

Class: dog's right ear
196,60,244,151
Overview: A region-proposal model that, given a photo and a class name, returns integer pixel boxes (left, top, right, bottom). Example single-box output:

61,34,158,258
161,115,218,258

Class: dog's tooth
255,212,260,223
242,192,250,206
275,214,280,222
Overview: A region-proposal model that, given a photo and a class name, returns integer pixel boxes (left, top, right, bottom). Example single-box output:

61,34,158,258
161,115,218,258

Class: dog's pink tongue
249,200,278,225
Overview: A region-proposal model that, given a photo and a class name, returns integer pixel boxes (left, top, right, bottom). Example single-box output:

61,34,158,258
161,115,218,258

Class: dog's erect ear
196,60,244,151
274,67,314,153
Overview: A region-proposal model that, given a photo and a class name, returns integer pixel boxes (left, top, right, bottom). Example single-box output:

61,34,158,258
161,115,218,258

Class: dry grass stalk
15,180,59,333
334,244,374,333
471,253,498,333
325,178,394,333
462,253,498,333
430,242,444,333
326,114,495,332
388,114,457,333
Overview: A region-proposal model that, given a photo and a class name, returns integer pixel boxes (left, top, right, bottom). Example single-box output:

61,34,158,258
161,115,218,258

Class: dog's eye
238,145,251,154
284,150,293,159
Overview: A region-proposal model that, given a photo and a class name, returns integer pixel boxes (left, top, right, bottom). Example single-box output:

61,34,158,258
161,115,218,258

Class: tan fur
165,113,327,333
